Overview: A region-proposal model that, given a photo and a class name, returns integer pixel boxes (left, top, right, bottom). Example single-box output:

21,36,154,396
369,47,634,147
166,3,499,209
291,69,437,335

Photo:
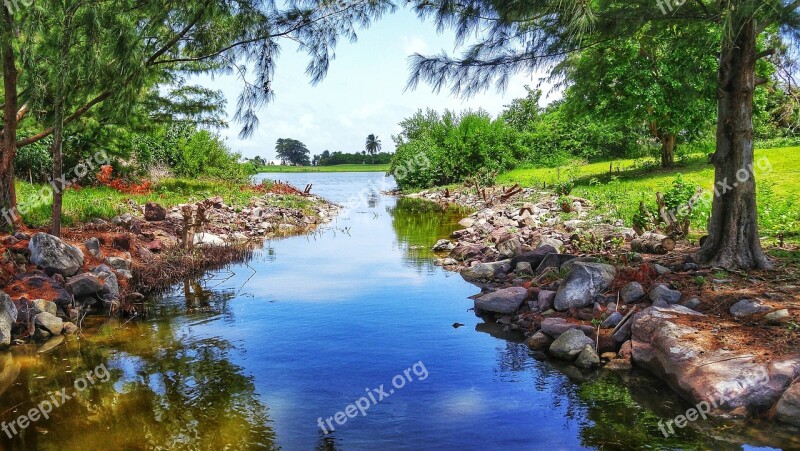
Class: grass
256,164,389,173
15,178,315,228
496,146,800,244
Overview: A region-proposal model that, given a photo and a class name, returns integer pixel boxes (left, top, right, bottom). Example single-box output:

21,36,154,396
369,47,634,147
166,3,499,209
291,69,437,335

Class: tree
1,0,395,228
365,133,382,164
407,0,800,270
275,138,311,166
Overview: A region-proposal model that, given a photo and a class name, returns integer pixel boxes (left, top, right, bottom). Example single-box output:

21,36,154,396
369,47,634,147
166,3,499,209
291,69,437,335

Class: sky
200,6,558,161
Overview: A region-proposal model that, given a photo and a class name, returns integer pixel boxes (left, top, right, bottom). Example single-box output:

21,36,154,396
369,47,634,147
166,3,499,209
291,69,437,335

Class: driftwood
631,231,676,254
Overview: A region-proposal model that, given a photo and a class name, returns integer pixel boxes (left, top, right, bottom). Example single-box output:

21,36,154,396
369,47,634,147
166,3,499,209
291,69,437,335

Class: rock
600,352,617,360
534,253,577,276
554,262,617,311
653,264,671,275
729,299,771,318
564,219,587,231
449,243,484,261
510,245,557,271
525,331,553,350
620,281,646,304
776,381,800,426
144,202,167,221
112,234,131,251
105,256,131,271
612,315,634,343
575,345,600,369
193,232,226,246
32,299,57,316
92,265,119,301
514,262,533,277
116,269,133,279
496,238,521,258
537,290,556,311
62,322,79,335
605,359,633,370
474,287,529,315
461,260,510,281
683,297,702,310
649,284,682,305
764,309,790,325
619,340,633,360
66,273,104,297
146,240,163,253
111,213,134,228
601,311,623,329
432,239,455,252
34,312,63,335
434,258,458,266
84,237,103,259
631,305,795,418
549,329,595,361
540,317,594,338
537,237,564,253
0,294,17,347
458,218,475,228
28,233,84,277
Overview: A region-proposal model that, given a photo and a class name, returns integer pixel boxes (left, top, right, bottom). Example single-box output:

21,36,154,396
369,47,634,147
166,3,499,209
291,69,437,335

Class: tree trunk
0,8,20,230
696,19,771,270
660,134,676,168
50,105,65,237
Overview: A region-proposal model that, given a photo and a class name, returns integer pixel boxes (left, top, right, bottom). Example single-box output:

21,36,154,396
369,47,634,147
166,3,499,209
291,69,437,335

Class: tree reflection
388,197,468,270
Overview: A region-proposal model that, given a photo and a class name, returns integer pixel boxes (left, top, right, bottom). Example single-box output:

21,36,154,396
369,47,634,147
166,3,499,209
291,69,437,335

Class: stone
66,273,104,297
461,260,511,281
525,331,553,350
605,359,633,370
575,345,600,369
514,262,533,277
116,269,133,279
653,264,671,275
28,233,84,277
649,284,682,305
765,309,790,325
729,299,771,318
537,290,556,311
62,322,79,335
474,287,529,315
144,202,167,221
554,262,617,311
92,264,119,301
534,253,577,276
432,239,455,252
683,297,702,310
620,281,646,304
84,237,103,259
600,352,617,360
496,238,521,258
776,381,800,427
193,233,226,246
540,317,594,338
537,237,564,253
35,312,64,335
619,340,633,360
601,312,623,329
111,213,134,228
105,256,131,271
458,218,475,228
449,243,484,261
32,299,57,316
549,329,595,361
0,293,17,347
112,234,131,251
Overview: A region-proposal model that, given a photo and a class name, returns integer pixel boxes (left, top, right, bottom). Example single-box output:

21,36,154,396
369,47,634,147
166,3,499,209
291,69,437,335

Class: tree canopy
276,138,311,166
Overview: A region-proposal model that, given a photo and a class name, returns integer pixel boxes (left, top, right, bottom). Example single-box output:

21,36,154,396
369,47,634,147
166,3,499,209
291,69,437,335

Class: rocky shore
0,191,338,348
411,186,800,427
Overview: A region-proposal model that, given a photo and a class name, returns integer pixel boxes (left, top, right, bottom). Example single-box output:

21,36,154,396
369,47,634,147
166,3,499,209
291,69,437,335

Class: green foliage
14,135,53,183
275,138,311,166
313,150,393,166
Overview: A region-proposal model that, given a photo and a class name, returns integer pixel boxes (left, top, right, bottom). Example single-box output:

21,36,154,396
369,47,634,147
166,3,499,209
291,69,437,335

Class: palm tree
365,134,381,164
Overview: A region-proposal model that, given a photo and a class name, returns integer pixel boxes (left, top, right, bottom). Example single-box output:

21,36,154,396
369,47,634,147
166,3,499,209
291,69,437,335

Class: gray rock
111,213,134,228
193,232,226,246
538,290,557,311
765,309,790,325
612,316,634,343
653,264,671,275
32,299,57,316
683,297,702,310
449,243,485,261
474,287,529,315
601,312,623,329
540,317,594,338
458,218,475,228
84,237,103,259
35,312,63,335
649,284,682,305
554,263,617,310
620,281,646,304
497,238,521,258
514,262,533,277
432,239,455,252
116,269,133,279
525,331,553,350
67,273,104,297
575,345,600,369
461,259,511,281
538,237,564,253
104,256,131,271
92,264,119,301
28,233,84,277
0,293,17,347
549,329,595,361
534,253,577,276
62,322,79,335
730,299,771,318
776,381,800,426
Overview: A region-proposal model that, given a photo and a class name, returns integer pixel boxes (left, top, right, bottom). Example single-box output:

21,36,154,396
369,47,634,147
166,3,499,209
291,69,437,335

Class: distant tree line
313,150,393,166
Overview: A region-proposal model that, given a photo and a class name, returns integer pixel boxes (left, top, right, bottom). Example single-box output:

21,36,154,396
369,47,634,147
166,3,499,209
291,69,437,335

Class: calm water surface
0,172,796,450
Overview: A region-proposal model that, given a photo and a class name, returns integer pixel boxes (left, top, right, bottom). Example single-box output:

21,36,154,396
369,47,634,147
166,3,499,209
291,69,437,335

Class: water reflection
388,197,469,269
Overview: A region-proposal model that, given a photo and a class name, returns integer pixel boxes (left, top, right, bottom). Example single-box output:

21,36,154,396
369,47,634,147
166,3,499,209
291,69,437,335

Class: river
0,172,794,450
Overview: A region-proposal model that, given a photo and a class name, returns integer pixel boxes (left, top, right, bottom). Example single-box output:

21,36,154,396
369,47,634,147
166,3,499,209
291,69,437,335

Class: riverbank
408,185,800,428
254,164,389,173
0,180,338,347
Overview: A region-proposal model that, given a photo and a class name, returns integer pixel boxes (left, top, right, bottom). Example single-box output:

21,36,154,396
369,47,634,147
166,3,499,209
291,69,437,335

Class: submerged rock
575,345,600,369
28,233,84,277
549,328,594,361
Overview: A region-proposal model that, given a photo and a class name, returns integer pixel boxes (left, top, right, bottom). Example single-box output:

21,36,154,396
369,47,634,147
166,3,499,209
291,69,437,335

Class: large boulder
776,381,800,426
28,233,84,276
549,328,595,361
66,273,104,297
0,293,17,347
474,287,529,315
554,262,616,311
461,260,510,281
92,265,119,302
632,305,800,417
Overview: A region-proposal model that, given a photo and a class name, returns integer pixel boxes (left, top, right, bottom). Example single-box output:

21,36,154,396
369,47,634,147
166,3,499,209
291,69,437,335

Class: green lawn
14,178,314,228
497,146,800,243
256,164,389,173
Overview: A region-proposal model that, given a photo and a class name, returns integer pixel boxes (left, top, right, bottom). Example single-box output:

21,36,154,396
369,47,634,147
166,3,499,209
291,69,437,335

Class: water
0,172,797,450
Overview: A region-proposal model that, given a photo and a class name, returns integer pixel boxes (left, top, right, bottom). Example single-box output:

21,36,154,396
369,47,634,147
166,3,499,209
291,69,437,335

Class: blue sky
202,6,557,161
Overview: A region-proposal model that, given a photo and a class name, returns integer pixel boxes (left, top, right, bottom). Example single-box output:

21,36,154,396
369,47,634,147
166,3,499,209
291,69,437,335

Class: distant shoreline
256,164,389,173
